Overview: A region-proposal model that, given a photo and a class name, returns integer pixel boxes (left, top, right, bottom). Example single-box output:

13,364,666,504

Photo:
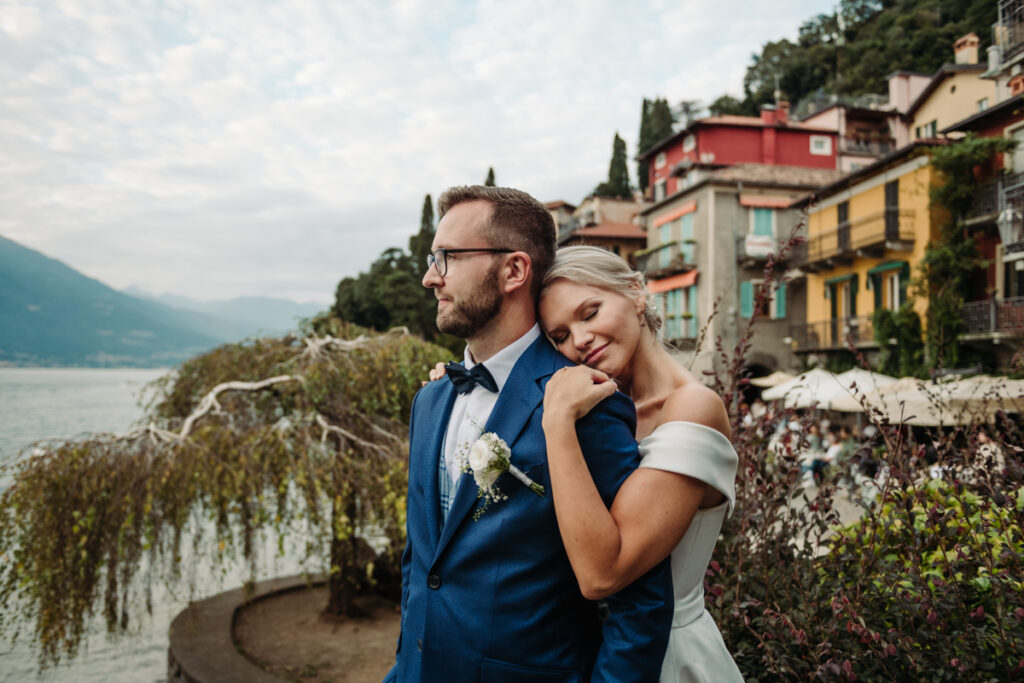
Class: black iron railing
790,315,876,351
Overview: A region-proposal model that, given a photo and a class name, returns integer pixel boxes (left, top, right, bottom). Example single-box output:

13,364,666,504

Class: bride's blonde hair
541,245,663,333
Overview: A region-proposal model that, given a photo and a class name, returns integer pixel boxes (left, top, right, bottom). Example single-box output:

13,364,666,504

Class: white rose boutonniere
465,432,544,518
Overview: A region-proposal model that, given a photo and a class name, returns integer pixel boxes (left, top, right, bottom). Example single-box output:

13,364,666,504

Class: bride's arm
542,366,729,600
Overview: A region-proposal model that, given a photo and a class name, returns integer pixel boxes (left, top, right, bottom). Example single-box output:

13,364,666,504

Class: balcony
790,315,877,351
838,137,894,156
637,241,696,279
968,178,1002,223
999,0,1024,61
962,296,1024,340
802,208,915,270
736,234,776,264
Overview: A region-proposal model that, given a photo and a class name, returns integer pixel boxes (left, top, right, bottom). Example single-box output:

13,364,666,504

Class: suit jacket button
427,573,441,589
417,638,423,652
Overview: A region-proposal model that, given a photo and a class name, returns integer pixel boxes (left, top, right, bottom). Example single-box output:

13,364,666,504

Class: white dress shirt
441,324,541,486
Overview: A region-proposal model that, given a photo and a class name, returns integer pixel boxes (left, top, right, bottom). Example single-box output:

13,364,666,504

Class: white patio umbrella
749,371,796,388
761,368,839,409
832,375,1024,426
824,368,899,412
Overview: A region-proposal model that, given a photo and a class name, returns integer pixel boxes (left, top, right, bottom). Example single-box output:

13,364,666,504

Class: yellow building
908,34,996,139
792,142,947,356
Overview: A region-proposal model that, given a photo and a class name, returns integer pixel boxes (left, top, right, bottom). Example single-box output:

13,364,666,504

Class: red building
637,104,838,202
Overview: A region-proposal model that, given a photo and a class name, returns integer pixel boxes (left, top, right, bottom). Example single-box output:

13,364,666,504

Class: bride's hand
543,366,618,425
422,362,448,386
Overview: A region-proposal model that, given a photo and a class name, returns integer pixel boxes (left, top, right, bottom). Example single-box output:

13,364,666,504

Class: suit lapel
420,381,456,551
433,337,554,560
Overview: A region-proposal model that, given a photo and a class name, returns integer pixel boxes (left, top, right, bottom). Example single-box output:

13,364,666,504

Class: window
654,178,666,201
683,134,696,153
809,135,832,156
740,279,785,319
679,213,695,262
883,271,900,310
917,120,937,139
659,223,671,245
660,286,697,338
659,245,671,269
751,208,774,237
978,98,990,112
655,152,667,169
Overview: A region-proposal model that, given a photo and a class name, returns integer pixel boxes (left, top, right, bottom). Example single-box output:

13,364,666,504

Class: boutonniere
465,432,544,518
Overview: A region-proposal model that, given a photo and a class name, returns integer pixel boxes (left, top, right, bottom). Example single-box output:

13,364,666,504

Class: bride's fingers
427,361,448,382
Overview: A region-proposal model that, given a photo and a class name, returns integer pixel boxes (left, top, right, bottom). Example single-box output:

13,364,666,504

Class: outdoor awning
652,200,697,228
824,273,856,286
739,195,792,208
648,270,698,293
867,260,907,275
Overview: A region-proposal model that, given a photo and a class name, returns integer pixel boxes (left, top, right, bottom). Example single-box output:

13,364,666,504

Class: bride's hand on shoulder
422,362,448,386
543,366,617,425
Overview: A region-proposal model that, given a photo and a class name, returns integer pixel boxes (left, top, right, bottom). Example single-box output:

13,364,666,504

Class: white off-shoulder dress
638,421,743,683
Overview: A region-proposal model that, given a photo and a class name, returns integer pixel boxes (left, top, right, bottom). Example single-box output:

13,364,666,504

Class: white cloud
1,0,836,304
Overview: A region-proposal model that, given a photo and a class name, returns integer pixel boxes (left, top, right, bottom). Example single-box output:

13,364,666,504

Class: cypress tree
594,133,632,200
637,98,652,193
484,167,496,186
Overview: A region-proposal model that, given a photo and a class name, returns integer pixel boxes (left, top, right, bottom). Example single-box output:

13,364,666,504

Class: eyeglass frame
426,247,514,277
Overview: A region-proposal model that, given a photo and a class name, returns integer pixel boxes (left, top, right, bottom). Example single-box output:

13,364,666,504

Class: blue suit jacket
384,336,672,682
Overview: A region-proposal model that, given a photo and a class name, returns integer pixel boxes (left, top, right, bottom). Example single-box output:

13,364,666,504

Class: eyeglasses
426,247,513,277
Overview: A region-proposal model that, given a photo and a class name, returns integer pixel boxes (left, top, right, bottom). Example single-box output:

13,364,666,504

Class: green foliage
921,135,1017,368
709,398,1024,679
332,196,462,355
0,321,451,669
873,303,925,377
727,0,995,114
637,98,676,195
708,94,750,117
484,167,496,186
593,132,632,200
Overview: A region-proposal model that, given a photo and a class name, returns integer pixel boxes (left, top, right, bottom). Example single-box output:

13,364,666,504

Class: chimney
760,103,777,125
954,32,980,65
777,100,790,125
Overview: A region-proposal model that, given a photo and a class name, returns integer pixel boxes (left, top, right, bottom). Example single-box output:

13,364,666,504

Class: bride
431,245,742,681
539,246,741,682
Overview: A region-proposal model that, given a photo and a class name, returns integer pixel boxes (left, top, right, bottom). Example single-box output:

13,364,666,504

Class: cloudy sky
2,0,836,304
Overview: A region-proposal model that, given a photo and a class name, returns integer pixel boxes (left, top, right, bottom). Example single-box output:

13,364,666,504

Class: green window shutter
688,286,698,336
775,282,786,319
681,213,694,240
899,263,910,305
740,281,753,318
660,224,670,244
871,274,882,311
753,208,773,236
681,242,694,262
849,275,859,316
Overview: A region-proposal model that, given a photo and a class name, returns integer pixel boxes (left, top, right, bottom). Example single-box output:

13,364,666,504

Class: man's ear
501,252,532,294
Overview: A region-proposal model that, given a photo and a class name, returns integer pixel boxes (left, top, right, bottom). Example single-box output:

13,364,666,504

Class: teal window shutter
681,213,693,240
740,281,753,318
681,242,694,262
688,286,698,336
753,208,773,236
660,224,670,244
774,282,786,319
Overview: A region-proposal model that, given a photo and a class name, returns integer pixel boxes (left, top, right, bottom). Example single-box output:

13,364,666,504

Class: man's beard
436,262,503,339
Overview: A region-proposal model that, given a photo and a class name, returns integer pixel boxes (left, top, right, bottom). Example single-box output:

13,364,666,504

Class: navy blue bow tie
445,361,498,395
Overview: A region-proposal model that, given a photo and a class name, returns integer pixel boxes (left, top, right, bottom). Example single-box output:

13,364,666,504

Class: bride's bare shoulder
659,376,731,439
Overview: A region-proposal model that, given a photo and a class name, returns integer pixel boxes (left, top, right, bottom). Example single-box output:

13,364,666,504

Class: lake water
0,368,309,682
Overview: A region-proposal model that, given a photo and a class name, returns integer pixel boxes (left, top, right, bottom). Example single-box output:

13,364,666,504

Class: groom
384,186,672,682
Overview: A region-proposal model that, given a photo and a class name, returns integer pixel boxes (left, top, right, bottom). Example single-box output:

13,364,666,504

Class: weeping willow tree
0,316,450,669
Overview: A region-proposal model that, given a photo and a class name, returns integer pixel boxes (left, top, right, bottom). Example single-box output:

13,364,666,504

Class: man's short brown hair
437,185,556,299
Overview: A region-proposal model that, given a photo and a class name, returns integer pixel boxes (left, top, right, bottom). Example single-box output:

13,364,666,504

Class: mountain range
0,234,326,367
